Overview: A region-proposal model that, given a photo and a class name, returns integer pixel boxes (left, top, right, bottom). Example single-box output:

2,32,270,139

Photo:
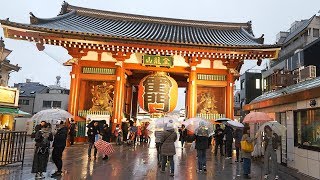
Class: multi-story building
244,15,320,179
262,15,320,91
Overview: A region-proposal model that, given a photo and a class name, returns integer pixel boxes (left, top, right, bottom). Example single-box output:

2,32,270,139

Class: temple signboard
0,86,19,107
143,55,173,68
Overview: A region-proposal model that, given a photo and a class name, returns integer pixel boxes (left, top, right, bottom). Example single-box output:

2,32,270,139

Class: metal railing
0,131,27,167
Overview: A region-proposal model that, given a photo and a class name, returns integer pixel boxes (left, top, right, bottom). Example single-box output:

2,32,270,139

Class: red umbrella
243,112,273,123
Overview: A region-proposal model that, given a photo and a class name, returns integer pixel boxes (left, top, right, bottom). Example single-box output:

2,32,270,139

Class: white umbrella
257,121,286,136
147,117,180,131
31,108,73,124
227,120,244,128
183,117,214,137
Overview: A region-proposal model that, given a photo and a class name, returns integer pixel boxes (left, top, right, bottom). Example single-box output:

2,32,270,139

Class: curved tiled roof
0,2,277,49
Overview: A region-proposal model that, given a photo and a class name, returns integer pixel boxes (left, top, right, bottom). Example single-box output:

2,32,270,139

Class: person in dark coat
195,123,210,173
87,121,100,159
160,122,177,177
101,124,112,160
224,124,234,159
214,124,224,156
51,121,68,177
32,121,47,138
234,128,243,162
32,125,53,179
178,124,188,148
69,119,76,145
121,121,129,142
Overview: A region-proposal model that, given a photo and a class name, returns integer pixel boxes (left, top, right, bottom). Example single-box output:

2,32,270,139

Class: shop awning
0,107,30,116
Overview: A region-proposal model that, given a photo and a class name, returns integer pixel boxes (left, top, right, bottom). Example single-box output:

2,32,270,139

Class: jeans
215,140,224,155
264,147,278,176
161,155,174,172
181,139,185,147
52,147,65,172
197,149,207,170
116,136,121,145
88,142,97,157
243,158,251,175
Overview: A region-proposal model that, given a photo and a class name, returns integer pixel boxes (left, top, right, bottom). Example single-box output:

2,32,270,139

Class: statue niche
89,82,114,113
197,92,218,114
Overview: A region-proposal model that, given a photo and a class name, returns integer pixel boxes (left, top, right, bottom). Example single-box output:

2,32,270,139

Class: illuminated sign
0,86,19,107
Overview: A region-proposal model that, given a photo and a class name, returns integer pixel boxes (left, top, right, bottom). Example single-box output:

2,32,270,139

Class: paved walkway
0,138,301,180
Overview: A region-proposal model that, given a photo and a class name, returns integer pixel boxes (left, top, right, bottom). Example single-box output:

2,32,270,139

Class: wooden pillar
112,61,125,130
187,66,197,118
226,73,234,119
125,85,133,118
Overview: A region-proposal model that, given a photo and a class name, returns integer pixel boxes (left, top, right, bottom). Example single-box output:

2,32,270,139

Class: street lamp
0,37,12,62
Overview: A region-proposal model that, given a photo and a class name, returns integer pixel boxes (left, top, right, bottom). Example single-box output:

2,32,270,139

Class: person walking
234,128,243,162
154,130,163,167
241,127,254,179
51,121,68,178
194,123,210,173
87,121,100,159
160,121,177,177
32,124,53,179
263,125,280,180
69,119,77,145
178,124,188,149
121,121,129,143
214,124,224,156
101,123,112,160
224,124,234,159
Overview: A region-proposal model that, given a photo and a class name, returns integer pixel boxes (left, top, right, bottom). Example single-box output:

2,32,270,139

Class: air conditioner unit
300,65,316,82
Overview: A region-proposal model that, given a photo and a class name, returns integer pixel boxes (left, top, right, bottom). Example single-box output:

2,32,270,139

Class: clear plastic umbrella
183,117,214,136
31,108,73,124
257,121,286,136
147,117,181,131
227,120,244,128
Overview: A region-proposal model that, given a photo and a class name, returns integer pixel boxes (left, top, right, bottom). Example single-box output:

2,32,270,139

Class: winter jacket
224,126,234,141
87,125,100,143
195,135,209,150
53,126,68,148
102,127,112,142
160,130,177,156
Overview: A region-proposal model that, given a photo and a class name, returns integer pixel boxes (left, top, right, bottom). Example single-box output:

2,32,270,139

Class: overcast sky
1,0,319,109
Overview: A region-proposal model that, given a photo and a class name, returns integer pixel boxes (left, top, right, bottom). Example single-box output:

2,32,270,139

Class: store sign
143,55,173,67
0,86,19,107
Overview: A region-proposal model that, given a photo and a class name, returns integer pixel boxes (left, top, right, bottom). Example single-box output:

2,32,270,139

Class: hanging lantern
138,72,178,113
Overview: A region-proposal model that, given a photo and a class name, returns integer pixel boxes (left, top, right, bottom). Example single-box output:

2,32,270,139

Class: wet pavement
0,138,299,180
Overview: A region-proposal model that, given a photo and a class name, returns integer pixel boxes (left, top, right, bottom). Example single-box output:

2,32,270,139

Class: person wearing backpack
32,124,53,179
241,126,254,179
160,121,177,177
51,121,68,178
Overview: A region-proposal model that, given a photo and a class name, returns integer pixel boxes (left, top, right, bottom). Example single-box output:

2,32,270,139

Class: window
240,80,245,90
295,108,320,150
52,101,62,108
255,79,260,89
18,99,29,105
313,28,319,37
43,101,52,108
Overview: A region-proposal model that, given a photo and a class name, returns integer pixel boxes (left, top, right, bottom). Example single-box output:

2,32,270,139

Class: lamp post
0,37,12,62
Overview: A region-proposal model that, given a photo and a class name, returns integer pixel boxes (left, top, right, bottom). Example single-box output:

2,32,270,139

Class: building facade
0,37,21,131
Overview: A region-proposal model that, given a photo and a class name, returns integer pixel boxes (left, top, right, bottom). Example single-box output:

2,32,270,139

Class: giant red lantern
138,72,178,113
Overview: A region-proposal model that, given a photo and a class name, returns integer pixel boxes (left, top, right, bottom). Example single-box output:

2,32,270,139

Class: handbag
241,140,254,153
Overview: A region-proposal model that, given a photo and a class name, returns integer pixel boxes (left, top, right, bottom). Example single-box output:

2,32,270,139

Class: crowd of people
31,118,281,179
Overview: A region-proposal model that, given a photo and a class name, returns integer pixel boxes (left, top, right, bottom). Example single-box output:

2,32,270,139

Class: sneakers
264,174,269,179
196,169,203,173
169,171,174,177
244,174,251,179
275,175,279,180
35,173,44,179
203,167,207,174
51,171,62,178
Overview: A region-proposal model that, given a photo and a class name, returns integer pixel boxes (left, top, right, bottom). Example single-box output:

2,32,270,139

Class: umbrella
147,117,180,131
183,118,214,136
31,108,73,123
243,112,273,124
257,121,286,136
227,120,244,128
215,118,232,123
